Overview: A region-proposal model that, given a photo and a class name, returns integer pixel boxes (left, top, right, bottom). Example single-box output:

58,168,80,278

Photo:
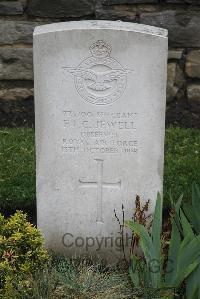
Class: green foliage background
0,127,199,211
0,128,35,211
164,127,200,206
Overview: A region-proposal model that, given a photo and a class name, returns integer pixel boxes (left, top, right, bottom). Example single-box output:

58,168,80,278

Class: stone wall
0,0,200,127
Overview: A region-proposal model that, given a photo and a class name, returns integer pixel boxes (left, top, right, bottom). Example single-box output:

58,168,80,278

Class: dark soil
0,97,199,128
166,100,200,129
0,205,37,225
0,97,34,127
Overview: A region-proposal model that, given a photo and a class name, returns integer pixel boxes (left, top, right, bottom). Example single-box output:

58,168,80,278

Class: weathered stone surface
165,0,200,3
0,1,23,15
0,88,33,101
168,49,183,60
102,0,158,4
0,48,33,80
167,63,184,103
0,21,42,45
140,10,200,47
96,1,137,20
186,50,200,79
175,65,184,88
34,21,168,261
167,63,178,103
28,0,95,17
19,0,28,9
137,4,158,12
96,0,158,19
187,84,200,106
185,0,200,2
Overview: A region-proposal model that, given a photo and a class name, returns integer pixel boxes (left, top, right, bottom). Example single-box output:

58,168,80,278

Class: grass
164,127,200,205
0,128,35,211
0,127,199,212
9,255,133,299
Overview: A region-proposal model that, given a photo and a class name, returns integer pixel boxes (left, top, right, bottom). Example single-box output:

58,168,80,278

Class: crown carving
89,40,112,58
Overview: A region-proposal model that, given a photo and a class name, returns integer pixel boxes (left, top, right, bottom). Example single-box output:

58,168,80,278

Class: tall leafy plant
126,193,200,298
174,183,200,299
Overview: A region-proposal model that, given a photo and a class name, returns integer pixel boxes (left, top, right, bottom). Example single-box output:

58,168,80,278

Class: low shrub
0,211,49,298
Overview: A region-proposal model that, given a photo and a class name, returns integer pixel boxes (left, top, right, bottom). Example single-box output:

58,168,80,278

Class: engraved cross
79,159,121,223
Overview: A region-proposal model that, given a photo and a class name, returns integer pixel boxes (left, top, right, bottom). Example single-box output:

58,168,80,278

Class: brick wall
0,0,200,127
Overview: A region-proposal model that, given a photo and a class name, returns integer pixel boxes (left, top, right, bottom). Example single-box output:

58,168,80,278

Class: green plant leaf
180,209,194,239
174,235,200,286
151,193,162,288
186,263,200,299
183,202,194,228
174,194,183,214
152,193,162,257
165,219,181,286
166,234,200,287
125,221,152,262
192,183,200,233
177,234,200,271
129,255,140,287
176,261,199,287
173,194,184,235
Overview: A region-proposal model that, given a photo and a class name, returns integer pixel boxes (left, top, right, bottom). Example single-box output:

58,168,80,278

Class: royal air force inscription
62,40,138,155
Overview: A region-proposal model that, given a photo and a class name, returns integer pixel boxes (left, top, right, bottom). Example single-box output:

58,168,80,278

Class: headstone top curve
34,20,168,38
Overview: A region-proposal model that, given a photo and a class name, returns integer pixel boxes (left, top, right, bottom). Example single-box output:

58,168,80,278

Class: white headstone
34,21,168,262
